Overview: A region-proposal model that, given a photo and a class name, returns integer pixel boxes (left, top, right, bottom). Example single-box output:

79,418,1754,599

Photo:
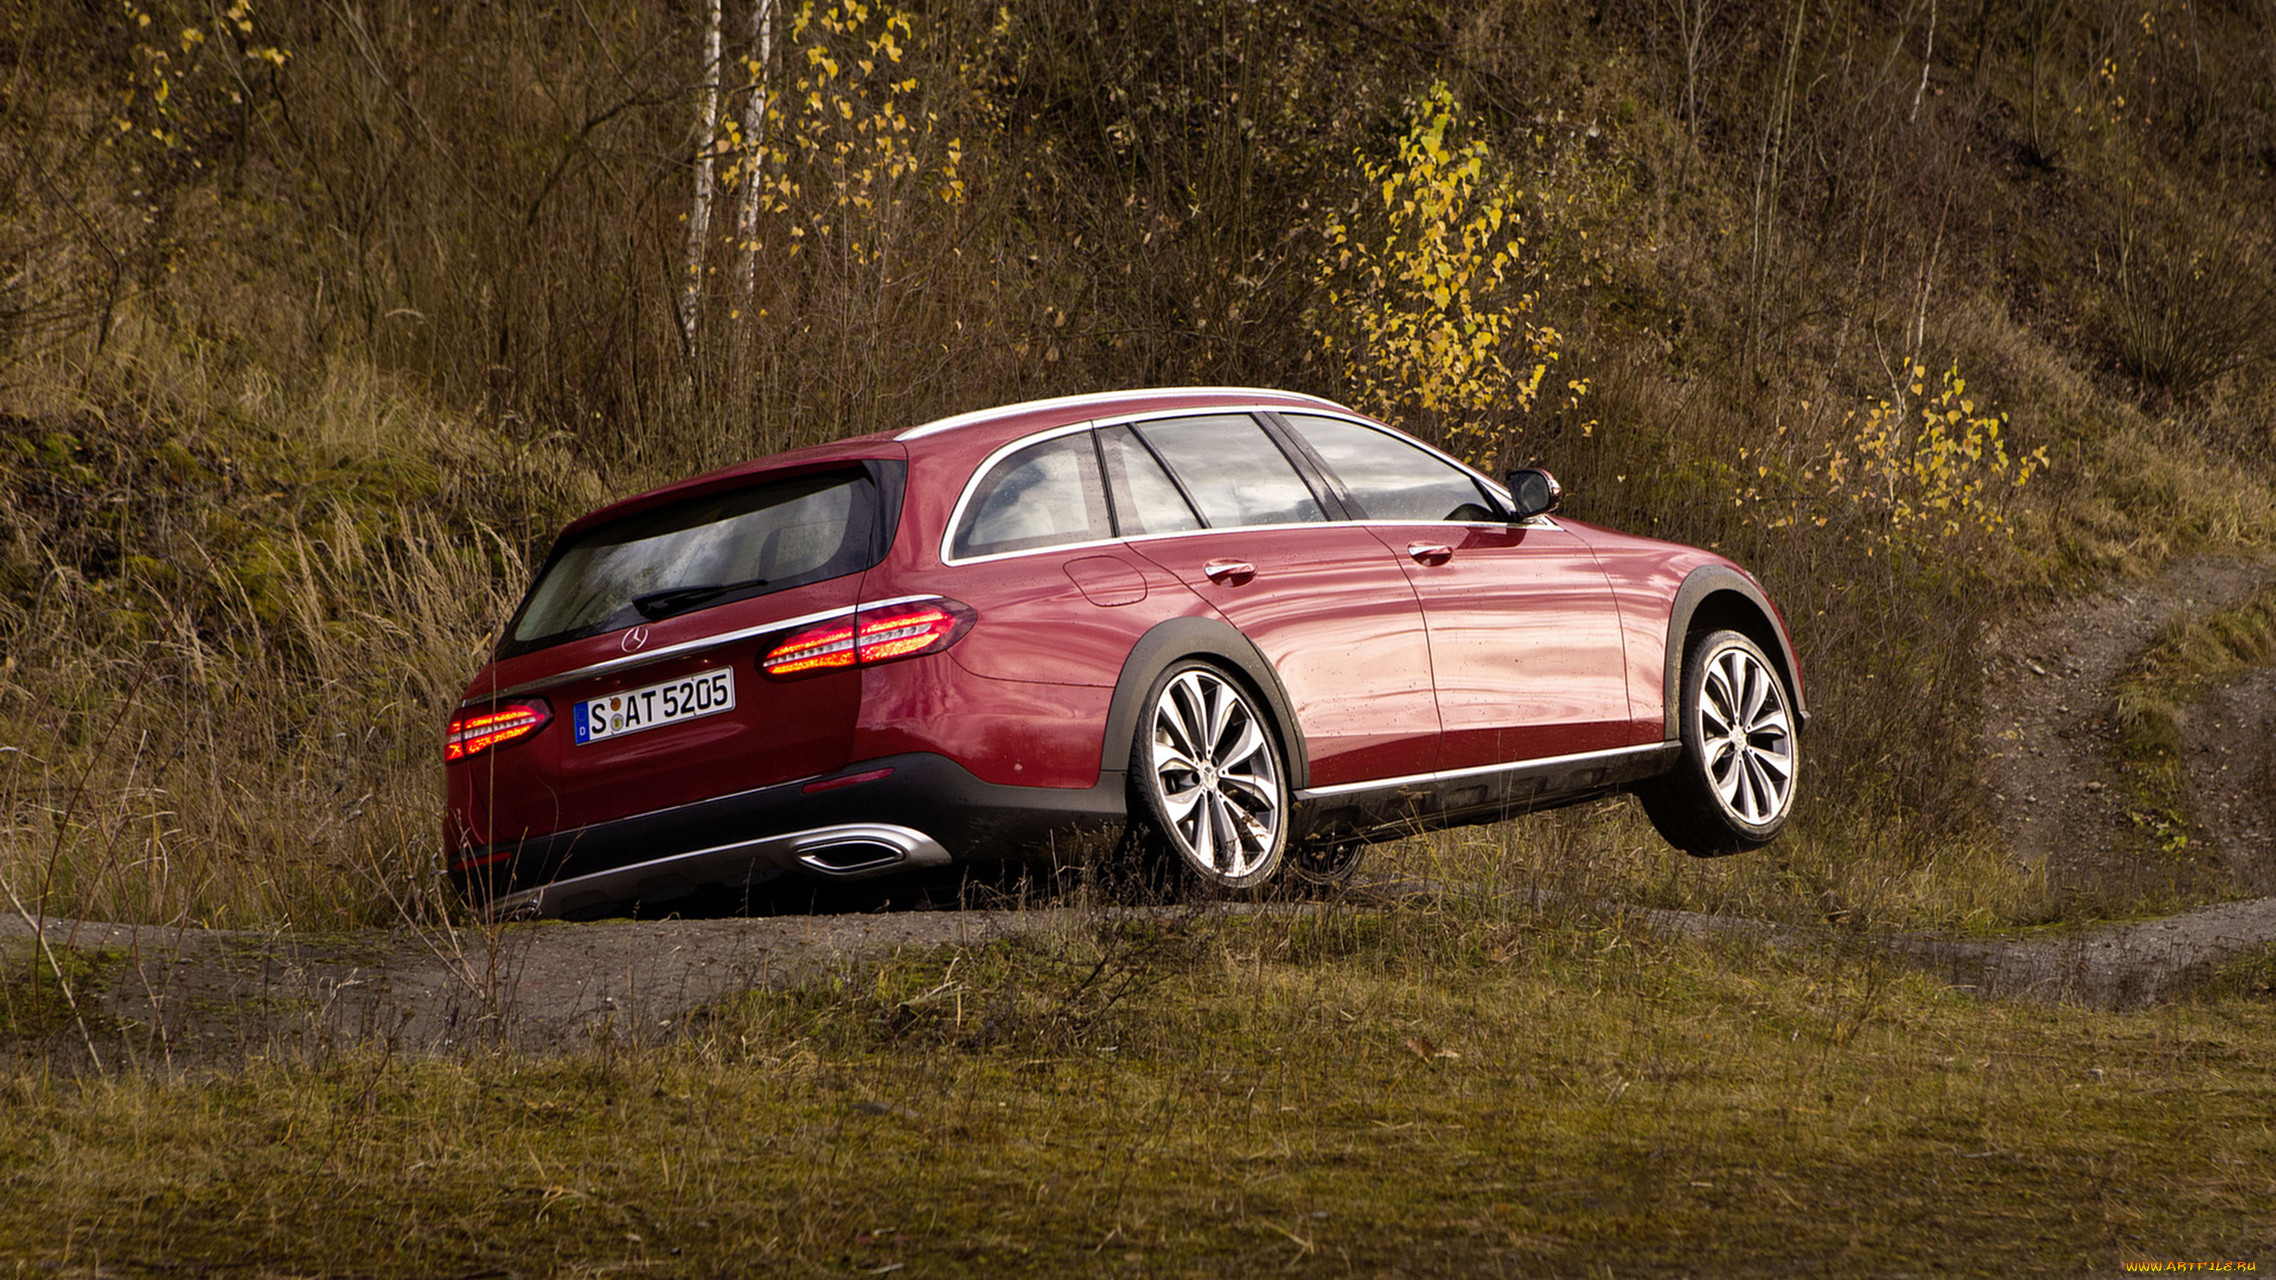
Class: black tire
1290,839,1365,888
1637,629,1799,857
1126,659,1289,892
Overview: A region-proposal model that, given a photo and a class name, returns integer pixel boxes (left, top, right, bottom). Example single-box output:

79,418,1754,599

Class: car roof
555,387,1359,542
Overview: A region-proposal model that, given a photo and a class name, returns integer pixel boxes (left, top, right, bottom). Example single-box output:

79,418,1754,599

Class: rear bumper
448,752,1127,918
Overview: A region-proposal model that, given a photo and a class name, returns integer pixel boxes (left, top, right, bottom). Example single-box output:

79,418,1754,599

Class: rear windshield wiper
630,576,768,620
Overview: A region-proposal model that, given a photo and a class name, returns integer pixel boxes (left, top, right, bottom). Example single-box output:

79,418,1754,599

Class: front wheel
1637,629,1799,857
1129,661,1288,892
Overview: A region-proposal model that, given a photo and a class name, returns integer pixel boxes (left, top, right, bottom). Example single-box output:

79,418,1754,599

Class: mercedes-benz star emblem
620,626,651,653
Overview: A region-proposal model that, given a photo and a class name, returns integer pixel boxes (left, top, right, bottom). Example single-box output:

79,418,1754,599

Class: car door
1277,412,1635,770
1105,413,1441,789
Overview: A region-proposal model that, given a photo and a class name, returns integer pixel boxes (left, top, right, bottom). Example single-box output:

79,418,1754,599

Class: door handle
1202,558,1256,585
1406,542,1454,566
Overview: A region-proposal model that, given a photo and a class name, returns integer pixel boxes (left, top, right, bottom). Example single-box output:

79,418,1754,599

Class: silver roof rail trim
895,386,1352,442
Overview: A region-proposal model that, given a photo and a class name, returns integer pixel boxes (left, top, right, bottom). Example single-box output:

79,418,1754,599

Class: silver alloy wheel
1696,640,1796,826
1147,668,1283,882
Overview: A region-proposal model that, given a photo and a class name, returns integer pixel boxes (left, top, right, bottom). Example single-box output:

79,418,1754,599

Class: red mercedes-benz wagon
446,388,1805,918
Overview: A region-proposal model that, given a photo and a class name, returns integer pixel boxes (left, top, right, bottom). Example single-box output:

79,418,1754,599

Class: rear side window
951,433,1113,559
1282,414,1500,522
502,468,882,656
1134,414,1326,529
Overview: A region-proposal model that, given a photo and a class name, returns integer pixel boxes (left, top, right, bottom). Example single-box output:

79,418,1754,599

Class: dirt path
2184,665,2276,895
1626,894,2276,1009
1,907,1084,1068
13,872,2275,1074
1979,553,2276,904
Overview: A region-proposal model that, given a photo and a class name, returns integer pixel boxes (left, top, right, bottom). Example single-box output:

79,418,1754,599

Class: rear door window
1097,425,1202,536
1132,414,1327,529
503,467,882,655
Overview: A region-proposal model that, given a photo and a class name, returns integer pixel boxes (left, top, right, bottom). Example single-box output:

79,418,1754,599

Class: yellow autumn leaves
1310,82,1572,464
1751,363,2047,555
728,0,965,268
1829,362,2047,549
1315,84,2042,554
113,0,289,150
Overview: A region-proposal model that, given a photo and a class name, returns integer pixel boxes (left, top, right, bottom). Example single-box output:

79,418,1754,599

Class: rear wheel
1638,629,1798,856
1291,839,1365,887
1129,661,1288,892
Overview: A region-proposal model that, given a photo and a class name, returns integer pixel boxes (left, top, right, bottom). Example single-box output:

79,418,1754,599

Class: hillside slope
3,0,2275,928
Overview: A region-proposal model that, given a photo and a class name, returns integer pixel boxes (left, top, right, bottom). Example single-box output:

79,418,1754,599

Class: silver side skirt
1293,741,1680,838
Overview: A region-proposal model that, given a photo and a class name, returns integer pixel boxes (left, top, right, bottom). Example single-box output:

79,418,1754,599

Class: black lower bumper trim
451,753,1128,913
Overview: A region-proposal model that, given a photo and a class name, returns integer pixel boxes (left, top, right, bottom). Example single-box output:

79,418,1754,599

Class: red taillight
763,618,860,676
445,698,552,762
762,599,974,679
857,603,965,662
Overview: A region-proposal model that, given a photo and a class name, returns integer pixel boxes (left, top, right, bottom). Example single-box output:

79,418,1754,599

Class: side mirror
1505,468,1563,521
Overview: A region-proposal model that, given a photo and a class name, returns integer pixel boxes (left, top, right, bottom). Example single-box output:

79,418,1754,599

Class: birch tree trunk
734,0,776,301
679,0,725,345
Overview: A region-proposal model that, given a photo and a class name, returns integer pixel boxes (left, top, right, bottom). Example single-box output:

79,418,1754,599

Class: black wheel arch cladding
1662,565,1807,742
1099,616,1310,791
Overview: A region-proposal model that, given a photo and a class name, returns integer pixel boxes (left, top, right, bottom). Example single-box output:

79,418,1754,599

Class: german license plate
573,668,735,745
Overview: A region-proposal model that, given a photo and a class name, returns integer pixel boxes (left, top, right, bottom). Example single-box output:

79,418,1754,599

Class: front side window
1134,414,1326,529
1282,414,1499,523
950,432,1113,559
504,468,882,655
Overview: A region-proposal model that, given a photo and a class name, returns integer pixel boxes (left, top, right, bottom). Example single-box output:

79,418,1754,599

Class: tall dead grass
0,335,557,929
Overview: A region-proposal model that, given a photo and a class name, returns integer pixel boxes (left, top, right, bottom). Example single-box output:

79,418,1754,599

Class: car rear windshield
498,466,886,658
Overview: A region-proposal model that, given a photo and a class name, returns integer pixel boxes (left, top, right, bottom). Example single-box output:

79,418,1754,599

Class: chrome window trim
464,593,943,704
941,517,1559,570
896,386,1351,442
941,519,1561,570
1295,741,1676,801
1346,515,1563,532
940,405,1315,566
937,419,1106,565
935,405,1558,568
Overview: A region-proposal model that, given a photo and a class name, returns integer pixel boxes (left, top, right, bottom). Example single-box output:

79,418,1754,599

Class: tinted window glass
1284,414,1498,522
1134,414,1326,529
508,468,879,652
1098,425,1201,536
951,433,1112,559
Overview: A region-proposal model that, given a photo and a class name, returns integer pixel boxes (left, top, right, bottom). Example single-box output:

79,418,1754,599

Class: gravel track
1,906,1074,1067
1980,554,2276,901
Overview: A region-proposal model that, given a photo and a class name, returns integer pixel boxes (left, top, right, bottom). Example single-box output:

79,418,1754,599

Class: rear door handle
1406,542,1454,566
1202,558,1256,585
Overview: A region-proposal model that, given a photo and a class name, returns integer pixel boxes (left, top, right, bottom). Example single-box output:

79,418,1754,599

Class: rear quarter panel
852,655,1116,789
853,434,1210,790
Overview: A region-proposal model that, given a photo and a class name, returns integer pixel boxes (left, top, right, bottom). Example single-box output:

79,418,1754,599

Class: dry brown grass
0,903,2269,1274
